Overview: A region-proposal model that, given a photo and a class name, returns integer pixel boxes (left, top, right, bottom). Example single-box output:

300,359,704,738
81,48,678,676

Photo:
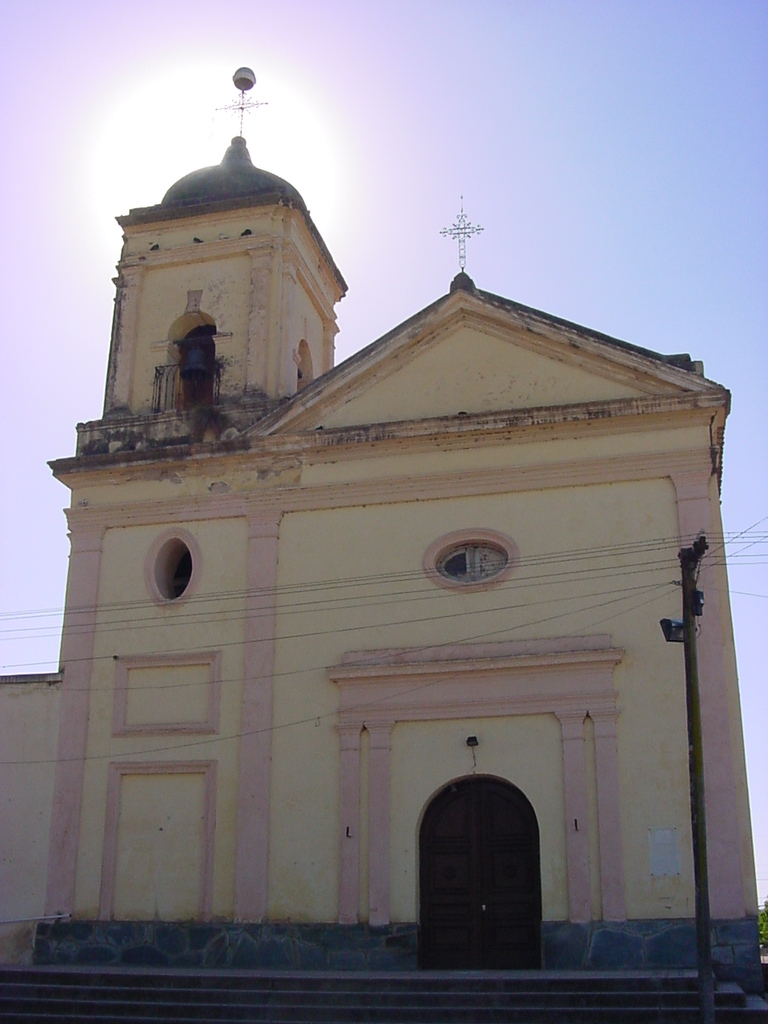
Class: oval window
423,530,518,591
437,542,508,583
145,529,202,604
154,538,193,599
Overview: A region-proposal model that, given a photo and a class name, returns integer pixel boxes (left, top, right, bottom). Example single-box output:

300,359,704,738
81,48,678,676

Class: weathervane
217,67,267,137
441,197,483,271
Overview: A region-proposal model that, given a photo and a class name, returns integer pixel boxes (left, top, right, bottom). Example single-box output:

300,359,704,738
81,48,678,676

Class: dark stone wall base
34,921,418,972
34,916,763,995
542,917,763,995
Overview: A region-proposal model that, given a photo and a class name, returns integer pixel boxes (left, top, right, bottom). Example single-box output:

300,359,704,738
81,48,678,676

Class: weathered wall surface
73,518,248,920
0,678,60,961
131,253,252,411
50,412,755,930
323,323,647,428
268,472,691,923
38,249,755,955
110,206,340,415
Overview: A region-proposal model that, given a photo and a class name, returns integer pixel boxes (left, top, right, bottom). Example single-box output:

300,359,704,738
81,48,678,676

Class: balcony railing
152,363,221,413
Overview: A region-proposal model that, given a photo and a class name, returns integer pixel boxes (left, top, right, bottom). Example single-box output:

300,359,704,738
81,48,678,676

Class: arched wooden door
419,777,541,969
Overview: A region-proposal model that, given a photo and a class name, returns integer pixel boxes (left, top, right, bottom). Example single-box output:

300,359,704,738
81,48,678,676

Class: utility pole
680,535,715,1024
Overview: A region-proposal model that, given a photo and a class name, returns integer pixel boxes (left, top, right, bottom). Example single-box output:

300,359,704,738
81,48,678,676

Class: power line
0,554,681,642
0,526,764,623
1,577,673,674
0,535,757,643
0,584,671,766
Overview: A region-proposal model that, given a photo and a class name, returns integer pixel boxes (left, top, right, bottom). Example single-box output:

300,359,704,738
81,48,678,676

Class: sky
1,1,766,906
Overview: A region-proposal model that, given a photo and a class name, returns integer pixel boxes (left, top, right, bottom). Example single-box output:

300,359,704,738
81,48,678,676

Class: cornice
60,446,712,532
259,292,726,436
327,640,623,728
118,195,347,295
0,672,62,686
121,236,267,269
338,691,619,728
118,225,340,312
329,647,624,684
56,390,723,486
462,299,717,395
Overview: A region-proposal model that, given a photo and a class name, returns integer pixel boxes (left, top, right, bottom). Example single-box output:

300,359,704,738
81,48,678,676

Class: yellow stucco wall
32,460,749,928
35,274,752,929
267,475,695,923
708,476,759,913
0,681,60,922
130,254,251,412
51,390,755,927
74,518,247,919
113,772,207,919
118,205,339,412
9,152,755,957
323,325,647,427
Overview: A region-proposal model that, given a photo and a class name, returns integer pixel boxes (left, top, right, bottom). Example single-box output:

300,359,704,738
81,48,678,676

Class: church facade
1,133,762,989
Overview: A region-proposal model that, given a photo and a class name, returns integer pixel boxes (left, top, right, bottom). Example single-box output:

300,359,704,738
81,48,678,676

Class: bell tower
93,125,346,454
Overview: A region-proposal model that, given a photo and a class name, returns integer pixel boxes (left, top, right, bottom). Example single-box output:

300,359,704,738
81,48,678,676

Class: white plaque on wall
649,827,681,877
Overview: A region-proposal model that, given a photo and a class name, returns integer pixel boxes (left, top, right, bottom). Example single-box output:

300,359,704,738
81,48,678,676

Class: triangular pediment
257,282,725,436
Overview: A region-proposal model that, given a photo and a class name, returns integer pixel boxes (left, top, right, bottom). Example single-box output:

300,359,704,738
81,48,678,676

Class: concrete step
0,1012,763,1024
0,990,738,1008
0,966,763,1023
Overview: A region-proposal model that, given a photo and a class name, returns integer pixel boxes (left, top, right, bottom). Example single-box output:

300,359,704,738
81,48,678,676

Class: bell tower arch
102,135,346,421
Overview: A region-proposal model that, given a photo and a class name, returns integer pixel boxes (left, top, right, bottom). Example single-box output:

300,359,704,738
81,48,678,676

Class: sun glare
83,59,352,251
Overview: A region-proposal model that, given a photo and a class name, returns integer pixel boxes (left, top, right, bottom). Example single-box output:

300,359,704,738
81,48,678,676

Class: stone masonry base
541,917,763,995
33,916,763,995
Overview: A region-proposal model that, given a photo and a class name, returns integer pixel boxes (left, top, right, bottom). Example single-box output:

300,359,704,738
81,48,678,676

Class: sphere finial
219,67,267,137
233,67,256,92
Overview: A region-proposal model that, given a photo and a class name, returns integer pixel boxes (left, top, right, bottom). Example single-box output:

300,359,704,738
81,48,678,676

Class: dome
161,136,305,209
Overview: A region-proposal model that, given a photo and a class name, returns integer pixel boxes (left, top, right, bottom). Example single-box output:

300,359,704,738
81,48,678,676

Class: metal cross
441,196,483,271
217,67,268,138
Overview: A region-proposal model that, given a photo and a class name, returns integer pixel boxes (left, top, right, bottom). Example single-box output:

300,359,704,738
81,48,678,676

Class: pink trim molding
367,722,394,927
44,525,105,917
557,712,591,923
671,470,746,918
591,709,627,920
62,449,712,534
338,724,362,924
422,529,520,592
112,650,222,736
234,514,282,921
98,760,217,921
329,637,624,927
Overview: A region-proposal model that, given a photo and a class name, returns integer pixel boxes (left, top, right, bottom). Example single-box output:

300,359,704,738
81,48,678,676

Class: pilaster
557,711,591,923
44,524,104,916
246,248,271,393
671,470,745,918
234,513,281,921
367,721,394,927
277,258,298,396
104,265,143,414
590,709,626,920
338,723,362,924
265,229,284,397
321,318,337,375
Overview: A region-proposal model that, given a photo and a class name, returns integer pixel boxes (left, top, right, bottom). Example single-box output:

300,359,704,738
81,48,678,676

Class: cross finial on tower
441,197,483,271
217,67,268,137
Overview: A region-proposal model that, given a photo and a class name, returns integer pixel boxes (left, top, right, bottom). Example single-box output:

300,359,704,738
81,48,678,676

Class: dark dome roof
161,136,304,208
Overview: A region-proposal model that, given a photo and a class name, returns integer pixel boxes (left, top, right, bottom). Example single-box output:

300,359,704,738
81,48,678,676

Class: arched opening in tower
178,324,216,409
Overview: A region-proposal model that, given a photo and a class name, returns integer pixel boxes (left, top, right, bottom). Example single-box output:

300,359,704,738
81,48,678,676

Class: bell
180,342,209,380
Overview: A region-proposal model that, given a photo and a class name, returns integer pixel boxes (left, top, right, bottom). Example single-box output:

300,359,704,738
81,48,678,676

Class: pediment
258,284,725,436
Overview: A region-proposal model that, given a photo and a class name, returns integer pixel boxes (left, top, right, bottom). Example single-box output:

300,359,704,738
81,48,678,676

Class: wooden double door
419,777,541,969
